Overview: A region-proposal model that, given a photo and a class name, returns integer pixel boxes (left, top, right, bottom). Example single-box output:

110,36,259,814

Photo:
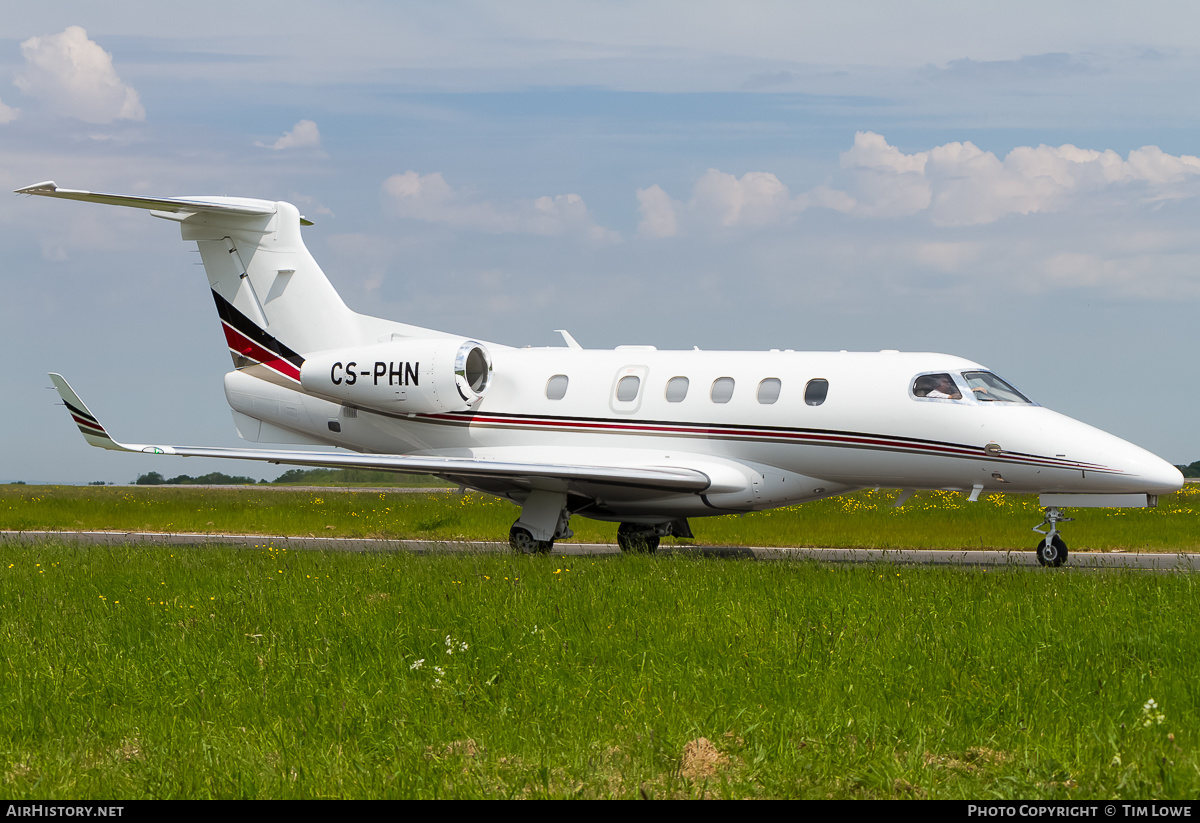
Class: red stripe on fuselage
418,411,1115,474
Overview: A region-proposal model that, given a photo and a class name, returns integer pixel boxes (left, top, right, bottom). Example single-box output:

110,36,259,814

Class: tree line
133,468,448,486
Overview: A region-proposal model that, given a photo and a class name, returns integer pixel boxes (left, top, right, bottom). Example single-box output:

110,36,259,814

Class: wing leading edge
49,374,713,493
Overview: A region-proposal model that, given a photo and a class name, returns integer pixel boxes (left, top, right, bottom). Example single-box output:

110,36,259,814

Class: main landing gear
1032,506,1073,567
508,524,555,554
616,523,660,553
509,509,573,554
615,519,693,554
508,489,574,554
509,518,693,554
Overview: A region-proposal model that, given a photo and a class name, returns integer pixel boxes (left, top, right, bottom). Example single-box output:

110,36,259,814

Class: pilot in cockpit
914,374,962,400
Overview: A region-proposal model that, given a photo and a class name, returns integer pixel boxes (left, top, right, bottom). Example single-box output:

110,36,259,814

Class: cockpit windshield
960,371,1032,404
911,371,1033,404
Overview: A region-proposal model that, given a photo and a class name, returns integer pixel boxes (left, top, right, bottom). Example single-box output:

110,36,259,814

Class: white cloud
0,99,17,124
636,170,795,236
381,170,618,242
15,26,144,124
690,169,792,228
638,133,1200,243
841,131,927,175
258,120,322,150
642,133,1200,231
636,184,679,238
837,132,932,217
792,185,855,214
835,132,1200,226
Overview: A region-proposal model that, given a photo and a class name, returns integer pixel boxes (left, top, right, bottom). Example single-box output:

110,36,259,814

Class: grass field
1,485,1198,799
1,541,1198,799
4,483,1200,552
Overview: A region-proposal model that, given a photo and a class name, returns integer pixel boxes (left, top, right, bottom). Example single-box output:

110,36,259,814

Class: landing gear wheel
509,525,553,555
1033,506,1072,568
617,523,660,554
1036,535,1068,567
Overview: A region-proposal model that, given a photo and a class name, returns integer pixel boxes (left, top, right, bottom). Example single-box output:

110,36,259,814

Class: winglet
48,373,171,454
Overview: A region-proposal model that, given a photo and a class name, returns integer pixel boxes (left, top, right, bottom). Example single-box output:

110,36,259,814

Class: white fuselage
225,346,1182,520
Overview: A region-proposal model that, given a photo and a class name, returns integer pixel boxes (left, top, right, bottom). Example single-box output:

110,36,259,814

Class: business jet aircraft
18,181,1183,565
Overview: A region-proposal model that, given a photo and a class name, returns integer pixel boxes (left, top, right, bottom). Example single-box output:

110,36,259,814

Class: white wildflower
1142,698,1165,727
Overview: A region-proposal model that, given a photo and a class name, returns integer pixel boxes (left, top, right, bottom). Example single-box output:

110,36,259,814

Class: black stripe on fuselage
326,405,1118,475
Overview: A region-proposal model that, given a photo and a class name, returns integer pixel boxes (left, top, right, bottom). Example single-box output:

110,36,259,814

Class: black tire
617,523,660,554
509,525,553,555
1036,535,1068,567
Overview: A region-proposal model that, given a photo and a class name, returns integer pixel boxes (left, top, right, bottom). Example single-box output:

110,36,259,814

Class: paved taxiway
3,530,1198,570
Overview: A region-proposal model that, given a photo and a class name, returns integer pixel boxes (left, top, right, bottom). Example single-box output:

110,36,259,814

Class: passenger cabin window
546,374,569,400
616,375,641,402
804,378,829,406
665,376,689,402
912,373,962,400
757,378,781,404
711,377,735,404
962,371,1032,404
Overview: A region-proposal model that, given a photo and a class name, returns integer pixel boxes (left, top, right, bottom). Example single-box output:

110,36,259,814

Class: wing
49,373,714,493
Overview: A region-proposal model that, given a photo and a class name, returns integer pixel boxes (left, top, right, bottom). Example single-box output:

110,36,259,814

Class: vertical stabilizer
176,200,365,382
15,183,378,386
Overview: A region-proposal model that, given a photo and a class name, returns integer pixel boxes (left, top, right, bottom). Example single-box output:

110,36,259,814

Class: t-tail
16,182,452,389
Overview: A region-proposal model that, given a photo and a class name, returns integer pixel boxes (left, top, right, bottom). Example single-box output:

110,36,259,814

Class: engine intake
300,338,492,414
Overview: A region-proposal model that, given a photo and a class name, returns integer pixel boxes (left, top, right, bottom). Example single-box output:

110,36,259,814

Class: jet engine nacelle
300,338,492,414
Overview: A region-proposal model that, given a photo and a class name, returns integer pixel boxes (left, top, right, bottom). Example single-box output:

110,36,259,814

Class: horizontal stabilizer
15,181,315,225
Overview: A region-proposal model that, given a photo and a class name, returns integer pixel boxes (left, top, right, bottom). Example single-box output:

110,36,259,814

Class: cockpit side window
912,373,963,400
961,371,1032,404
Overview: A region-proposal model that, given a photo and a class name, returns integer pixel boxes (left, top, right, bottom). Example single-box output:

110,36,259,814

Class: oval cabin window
546,374,569,400
616,375,641,402
804,378,829,406
757,378,781,404
711,377,735,404
665,376,689,402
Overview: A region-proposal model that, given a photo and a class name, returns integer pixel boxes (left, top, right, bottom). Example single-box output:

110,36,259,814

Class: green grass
4,484,1200,552
268,468,452,487
1,542,1198,798
4,485,1199,798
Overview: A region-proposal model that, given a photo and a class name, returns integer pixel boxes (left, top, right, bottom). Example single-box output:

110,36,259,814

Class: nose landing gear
1033,506,1073,567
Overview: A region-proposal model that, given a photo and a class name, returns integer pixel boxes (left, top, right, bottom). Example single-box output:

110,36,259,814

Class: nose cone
1066,416,1183,495
1121,447,1184,495
999,408,1184,495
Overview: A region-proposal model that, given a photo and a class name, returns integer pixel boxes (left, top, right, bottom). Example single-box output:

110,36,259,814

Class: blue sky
3,1,1199,483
